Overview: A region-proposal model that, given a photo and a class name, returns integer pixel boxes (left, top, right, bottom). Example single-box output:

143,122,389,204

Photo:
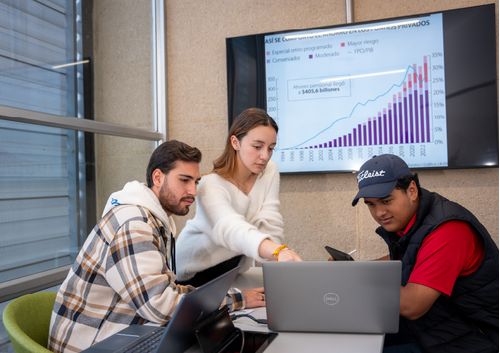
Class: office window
0,0,166,304
0,122,80,283
0,0,167,303
0,0,86,290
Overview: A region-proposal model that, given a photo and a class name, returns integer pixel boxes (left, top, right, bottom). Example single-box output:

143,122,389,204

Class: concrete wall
94,0,498,260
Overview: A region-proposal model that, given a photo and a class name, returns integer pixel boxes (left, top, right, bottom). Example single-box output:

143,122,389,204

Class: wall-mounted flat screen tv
226,4,498,173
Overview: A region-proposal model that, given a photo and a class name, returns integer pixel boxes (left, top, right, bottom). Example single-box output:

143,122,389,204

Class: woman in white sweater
176,108,301,290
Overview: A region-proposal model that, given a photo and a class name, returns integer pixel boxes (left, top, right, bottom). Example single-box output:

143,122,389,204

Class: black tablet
324,246,354,261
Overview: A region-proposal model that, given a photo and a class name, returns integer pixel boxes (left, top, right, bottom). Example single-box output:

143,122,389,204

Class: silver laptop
263,261,401,334
82,266,240,353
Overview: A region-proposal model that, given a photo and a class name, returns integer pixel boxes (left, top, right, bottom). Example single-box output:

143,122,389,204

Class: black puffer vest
377,189,498,353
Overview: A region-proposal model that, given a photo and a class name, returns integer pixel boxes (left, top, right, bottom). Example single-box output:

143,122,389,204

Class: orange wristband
272,244,288,258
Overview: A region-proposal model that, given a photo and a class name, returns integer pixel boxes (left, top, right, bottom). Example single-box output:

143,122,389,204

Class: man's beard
158,183,193,216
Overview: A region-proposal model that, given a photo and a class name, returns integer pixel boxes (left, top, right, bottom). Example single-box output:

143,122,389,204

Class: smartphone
324,246,354,261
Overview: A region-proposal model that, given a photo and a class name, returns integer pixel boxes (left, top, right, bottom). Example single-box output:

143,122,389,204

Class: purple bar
353,128,357,146
413,64,418,143
383,110,388,145
358,124,362,146
403,88,409,143
342,135,346,147
377,115,382,145
329,141,332,148
338,137,342,147
419,92,424,143
333,140,337,147
408,80,414,143
363,124,367,146
393,96,398,144
419,67,425,143
425,87,430,142
388,105,393,144
424,56,430,142
314,145,318,148
414,84,419,143
368,119,372,145
373,119,377,145
398,93,404,143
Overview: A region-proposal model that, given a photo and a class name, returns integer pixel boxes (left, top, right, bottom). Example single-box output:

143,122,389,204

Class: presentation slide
265,13,447,172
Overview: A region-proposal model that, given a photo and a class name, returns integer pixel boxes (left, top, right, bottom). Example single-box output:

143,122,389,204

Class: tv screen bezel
226,4,498,173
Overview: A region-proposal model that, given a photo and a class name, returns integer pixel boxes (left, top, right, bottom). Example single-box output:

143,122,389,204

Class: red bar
424,56,428,83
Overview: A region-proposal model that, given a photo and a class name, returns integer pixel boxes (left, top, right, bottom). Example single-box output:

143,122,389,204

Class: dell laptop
263,261,401,334
82,266,240,353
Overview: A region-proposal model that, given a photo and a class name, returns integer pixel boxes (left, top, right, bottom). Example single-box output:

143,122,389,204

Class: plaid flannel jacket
48,204,243,353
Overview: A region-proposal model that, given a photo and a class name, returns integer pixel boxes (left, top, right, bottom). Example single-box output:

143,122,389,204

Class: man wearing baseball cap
353,154,498,353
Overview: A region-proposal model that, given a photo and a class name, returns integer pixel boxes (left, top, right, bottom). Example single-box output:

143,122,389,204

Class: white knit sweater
175,161,284,281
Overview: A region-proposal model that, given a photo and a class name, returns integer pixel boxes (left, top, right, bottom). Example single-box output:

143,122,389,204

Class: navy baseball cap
352,154,412,206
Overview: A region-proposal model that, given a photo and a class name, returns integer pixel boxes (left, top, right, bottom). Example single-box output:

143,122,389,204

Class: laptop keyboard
119,327,164,353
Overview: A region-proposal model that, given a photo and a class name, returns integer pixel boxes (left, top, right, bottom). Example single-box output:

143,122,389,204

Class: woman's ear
230,135,240,151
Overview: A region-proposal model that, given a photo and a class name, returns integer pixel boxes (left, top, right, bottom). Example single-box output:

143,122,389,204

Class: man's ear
230,135,240,151
151,168,165,188
407,180,419,202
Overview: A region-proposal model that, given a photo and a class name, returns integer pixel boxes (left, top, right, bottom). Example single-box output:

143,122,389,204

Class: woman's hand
277,248,302,262
242,287,266,308
258,239,302,261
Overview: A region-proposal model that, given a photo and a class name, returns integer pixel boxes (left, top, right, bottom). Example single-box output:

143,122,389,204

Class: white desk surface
232,267,385,353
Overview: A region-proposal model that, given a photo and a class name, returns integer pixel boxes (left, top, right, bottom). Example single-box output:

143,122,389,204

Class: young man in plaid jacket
48,140,246,353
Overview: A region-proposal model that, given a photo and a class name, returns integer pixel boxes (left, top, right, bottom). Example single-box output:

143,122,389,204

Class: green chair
2,292,56,353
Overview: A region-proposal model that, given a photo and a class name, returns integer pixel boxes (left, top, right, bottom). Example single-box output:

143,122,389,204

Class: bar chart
265,12,448,172
302,57,431,150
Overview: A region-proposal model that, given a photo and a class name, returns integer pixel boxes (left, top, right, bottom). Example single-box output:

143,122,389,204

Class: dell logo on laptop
323,292,340,306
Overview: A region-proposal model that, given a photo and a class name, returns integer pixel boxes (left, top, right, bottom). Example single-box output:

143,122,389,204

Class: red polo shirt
397,214,484,296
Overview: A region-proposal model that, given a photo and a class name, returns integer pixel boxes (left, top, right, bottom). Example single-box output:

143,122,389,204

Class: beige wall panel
164,0,500,261
93,0,155,212
165,0,347,146
353,0,497,21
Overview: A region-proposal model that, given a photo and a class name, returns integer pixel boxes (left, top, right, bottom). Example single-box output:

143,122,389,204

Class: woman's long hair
213,108,278,179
